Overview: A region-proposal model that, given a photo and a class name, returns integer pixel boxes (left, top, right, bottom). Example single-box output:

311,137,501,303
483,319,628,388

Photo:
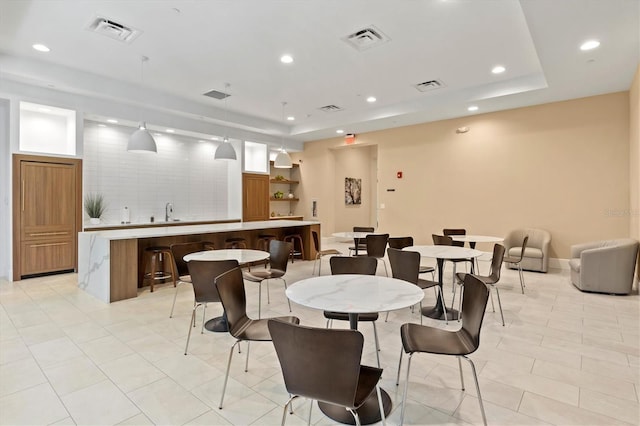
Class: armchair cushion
504,228,551,272
569,238,638,295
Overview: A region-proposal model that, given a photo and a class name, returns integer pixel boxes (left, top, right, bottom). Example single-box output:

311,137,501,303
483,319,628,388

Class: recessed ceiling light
98,124,106,127
107,119,118,123
366,96,377,103
491,65,506,74
166,129,175,133
198,140,205,143
580,40,600,51
287,116,295,121
336,129,344,134
280,54,293,64
32,43,50,52
468,105,479,112
210,136,219,141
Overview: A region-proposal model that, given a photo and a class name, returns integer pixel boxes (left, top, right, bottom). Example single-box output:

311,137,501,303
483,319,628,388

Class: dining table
450,235,504,272
286,274,424,424
405,245,483,321
331,231,373,255
184,249,270,332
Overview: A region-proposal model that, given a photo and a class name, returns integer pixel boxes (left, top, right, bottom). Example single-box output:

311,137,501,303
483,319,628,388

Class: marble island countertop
83,217,240,231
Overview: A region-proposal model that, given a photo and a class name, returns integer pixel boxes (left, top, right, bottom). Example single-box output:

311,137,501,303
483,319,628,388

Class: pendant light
127,56,157,153
274,101,293,168
214,83,237,160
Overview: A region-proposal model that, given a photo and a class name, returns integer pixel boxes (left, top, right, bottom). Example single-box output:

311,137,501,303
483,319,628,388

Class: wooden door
242,173,269,222
13,155,82,280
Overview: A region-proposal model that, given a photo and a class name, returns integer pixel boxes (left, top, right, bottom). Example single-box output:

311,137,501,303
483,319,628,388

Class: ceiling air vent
318,105,343,113
203,89,231,100
342,25,390,51
414,79,445,92
86,16,141,44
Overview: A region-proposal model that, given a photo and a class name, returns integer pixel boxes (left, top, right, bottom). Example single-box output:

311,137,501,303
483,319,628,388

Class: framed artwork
345,177,362,205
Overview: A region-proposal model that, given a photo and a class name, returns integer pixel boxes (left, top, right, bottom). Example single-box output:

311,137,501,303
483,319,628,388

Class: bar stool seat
224,237,247,249
257,234,277,251
283,234,304,263
142,246,177,292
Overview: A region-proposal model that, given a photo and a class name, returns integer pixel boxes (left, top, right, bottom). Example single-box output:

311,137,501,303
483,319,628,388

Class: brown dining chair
397,274,489,426
183,259,237,355
440,229,475,274
388,236,435,278
456,243,506,325
325,256,381,367
268,319,385,426
312,230,341,275
169,241,214,318
242,239,292,318
215,267,300,409
386,248,447,325
363,233,389,276
503,235,528,294
349,226,374,256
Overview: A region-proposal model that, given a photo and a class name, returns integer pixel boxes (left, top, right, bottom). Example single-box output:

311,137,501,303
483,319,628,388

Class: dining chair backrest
330,256,377,275
443,229,466,247
187,259,238,304
312,230,320,252
170,241,214,276
512,235,529,262
432,234,453,246
388,236,414,250
487,244,506,284
215,266,249,337
460,273,490,351
365,234,389,258
269,240,292,272
387,248,419,284
268,319,364,408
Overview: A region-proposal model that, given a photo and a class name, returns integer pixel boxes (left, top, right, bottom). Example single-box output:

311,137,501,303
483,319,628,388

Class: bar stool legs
142,246,177,292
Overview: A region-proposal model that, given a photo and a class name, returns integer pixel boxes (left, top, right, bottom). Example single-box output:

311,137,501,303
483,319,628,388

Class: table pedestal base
318,388,391,425
204,315,228,333
421,306,459,321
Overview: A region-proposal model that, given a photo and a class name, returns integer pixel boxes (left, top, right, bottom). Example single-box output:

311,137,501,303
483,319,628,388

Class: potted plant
84,193,106,224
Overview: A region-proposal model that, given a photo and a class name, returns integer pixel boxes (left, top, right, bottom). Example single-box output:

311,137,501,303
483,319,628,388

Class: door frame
12,154,83,281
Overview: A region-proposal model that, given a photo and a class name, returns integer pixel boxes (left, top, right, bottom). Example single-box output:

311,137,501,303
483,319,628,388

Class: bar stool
257,234,276,251
224,237,247,249
142,246,177,292
284,234,304,263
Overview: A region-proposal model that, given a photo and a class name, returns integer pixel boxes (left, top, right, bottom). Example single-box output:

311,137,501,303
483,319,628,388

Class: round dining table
332,231,373,256
184,249,270,332
287,274,424,424
405,245,483,321
450,235,503,272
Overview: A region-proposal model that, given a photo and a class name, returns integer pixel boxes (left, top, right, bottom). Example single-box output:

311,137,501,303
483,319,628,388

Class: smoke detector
342,25,390,51
86,15,142,44
413,79,445,92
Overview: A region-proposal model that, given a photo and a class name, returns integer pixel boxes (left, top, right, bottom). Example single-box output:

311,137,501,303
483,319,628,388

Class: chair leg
419,301,423,325
518,264,525,293
372,322,380,368
201,303,206,334
258,282,262,319
489,288,495,312
282,278,292,312
438,287,448,325
281,395,297,426
267,280,271,304
348,409,361,426
384,311,389,322
495,286,505,326
396,347,404,385
382,259,389,277
184,303,199,355
245,341,251,372
457,356,465,390
219,340,240,409
312,256,318,275
169,281,182,318
462,355,488,426
400,353,414,426
375,384,386,425
307,399,313,425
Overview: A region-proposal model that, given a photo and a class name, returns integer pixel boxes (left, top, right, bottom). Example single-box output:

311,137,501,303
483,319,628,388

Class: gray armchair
504,228,551,273
569,239,639,295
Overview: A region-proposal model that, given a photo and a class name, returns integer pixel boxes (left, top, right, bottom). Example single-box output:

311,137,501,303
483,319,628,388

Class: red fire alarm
345,133,356,144
397,171,403,179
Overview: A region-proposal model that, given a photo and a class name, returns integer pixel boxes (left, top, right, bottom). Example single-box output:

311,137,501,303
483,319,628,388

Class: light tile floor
1,241,638,425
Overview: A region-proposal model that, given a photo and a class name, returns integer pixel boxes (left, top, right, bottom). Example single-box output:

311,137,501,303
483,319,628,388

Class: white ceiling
0,0,638,147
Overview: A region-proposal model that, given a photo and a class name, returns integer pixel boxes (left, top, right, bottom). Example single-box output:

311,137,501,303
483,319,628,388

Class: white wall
83,121,241,225
0,98,10,280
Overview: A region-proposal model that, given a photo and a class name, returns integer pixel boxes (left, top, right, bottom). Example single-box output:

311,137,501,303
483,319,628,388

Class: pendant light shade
214,137,237,160
214,83,237,161
128,56,157,153
274,101,293,168
127,122,157,153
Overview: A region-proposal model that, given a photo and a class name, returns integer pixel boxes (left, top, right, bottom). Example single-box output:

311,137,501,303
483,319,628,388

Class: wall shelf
270,197,299,201
270,179,299,184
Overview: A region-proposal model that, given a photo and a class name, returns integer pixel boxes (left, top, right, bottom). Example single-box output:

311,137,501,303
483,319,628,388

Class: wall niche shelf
270,197,300,201
270,161,300,218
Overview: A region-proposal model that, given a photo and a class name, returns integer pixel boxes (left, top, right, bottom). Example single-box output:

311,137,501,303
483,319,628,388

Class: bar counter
78,220,320,303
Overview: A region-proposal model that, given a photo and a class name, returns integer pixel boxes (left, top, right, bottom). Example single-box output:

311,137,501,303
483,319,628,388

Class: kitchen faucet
165,203,173,222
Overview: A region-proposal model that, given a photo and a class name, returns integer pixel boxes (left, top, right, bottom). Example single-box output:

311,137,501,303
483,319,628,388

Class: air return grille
86,16,141,43
413,79,445,92
342,26,390,51
318,105,343,113
203,90,231,100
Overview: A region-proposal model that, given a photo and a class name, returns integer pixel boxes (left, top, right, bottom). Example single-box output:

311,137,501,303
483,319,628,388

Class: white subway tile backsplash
83,121,231,225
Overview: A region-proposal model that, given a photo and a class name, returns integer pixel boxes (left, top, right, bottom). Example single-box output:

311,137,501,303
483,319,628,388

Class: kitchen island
78,220,320,303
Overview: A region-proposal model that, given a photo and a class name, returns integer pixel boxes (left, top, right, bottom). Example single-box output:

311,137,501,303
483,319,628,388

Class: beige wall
630,64,639,243
300,92,631,259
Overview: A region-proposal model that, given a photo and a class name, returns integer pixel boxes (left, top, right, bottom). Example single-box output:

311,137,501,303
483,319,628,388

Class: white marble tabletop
332,231,373,239
451,235,504,243
184,249,269,264
405,245,484,259
286,274,424,313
